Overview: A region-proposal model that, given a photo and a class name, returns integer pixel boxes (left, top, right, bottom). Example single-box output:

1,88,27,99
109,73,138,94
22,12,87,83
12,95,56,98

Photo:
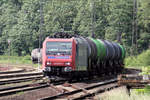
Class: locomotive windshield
46,42,72,55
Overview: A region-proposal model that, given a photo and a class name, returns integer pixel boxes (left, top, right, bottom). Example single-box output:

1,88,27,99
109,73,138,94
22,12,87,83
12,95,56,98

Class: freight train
42,33,125,78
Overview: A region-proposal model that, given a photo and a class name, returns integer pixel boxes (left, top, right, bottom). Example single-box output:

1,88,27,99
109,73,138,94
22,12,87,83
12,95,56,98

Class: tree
105,0,133,55
44,0,78,34
137,0,150,52
0,0,149,56
0,0,20,54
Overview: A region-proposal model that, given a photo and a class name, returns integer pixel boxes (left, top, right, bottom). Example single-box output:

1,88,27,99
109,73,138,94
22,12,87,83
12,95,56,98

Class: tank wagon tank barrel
97,39,107,60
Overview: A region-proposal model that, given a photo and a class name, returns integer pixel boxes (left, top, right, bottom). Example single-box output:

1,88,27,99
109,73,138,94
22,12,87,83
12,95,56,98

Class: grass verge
0,55,40,68
125,50,150,69
96,87,150,100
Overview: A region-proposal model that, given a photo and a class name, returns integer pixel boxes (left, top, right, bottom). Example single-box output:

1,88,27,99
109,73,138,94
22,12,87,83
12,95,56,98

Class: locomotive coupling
64,66,72,72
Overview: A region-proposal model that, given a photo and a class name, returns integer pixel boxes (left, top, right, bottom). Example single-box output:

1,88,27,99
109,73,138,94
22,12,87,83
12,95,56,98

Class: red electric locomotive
42,37,77,77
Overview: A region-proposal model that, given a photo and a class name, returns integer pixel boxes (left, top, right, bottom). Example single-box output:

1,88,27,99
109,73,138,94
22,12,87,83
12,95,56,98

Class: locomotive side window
46,42,72,55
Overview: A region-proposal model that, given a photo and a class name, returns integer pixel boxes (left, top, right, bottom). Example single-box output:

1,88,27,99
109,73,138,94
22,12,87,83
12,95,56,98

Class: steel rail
0,72,43,79
0,75,43,85
0,82,47,92
0,69,25,74
0,83,49,97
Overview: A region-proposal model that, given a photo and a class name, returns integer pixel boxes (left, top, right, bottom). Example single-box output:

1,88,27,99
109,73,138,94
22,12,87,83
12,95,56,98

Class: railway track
0,73,119,100
0,69,25,74
0,67,140,100
0,69,49,97
0,69,71,98
0,70,43,85
0,82,49,97
0,69,121,99
0,75,43,85
0,77,70,98
39,78,118,100
0,72,43,79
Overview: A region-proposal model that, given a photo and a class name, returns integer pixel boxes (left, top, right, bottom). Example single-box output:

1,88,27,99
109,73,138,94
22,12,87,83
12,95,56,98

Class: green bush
139,67,150,75
125,50,150,68
132,85,150,94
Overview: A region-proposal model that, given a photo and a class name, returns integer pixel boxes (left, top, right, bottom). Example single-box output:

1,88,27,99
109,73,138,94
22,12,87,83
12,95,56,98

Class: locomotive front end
42,37,76,76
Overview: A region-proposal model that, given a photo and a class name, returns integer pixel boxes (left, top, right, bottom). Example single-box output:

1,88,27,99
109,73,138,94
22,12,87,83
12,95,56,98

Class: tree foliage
0,0,149,56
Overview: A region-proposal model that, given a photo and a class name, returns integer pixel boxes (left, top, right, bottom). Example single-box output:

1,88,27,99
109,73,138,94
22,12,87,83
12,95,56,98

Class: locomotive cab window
46,42,72,55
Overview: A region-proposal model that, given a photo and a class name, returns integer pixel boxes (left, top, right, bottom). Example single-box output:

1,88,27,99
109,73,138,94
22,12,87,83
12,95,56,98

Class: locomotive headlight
45,67,51,72
65,62,71,65
47,62,51,65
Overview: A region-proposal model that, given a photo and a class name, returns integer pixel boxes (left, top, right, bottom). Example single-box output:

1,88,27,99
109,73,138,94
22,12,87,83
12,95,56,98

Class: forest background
0,0,149,57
